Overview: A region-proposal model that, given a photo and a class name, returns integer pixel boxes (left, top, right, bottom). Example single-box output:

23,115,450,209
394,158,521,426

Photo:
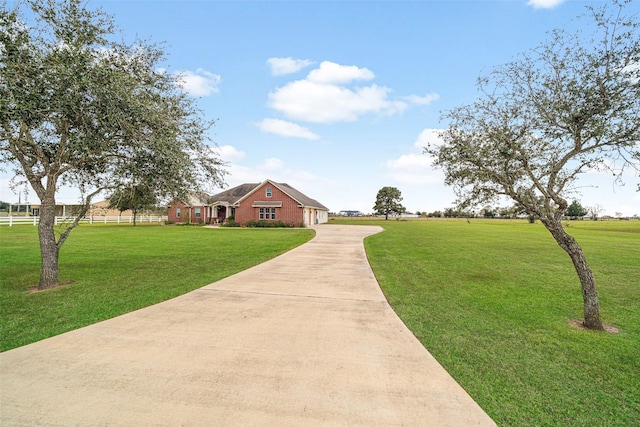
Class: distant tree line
422,200,634,221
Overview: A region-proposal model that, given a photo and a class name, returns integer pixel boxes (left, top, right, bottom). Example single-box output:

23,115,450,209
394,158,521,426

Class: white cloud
267,57,314,76
385,128,446,185
306,61,375,84
414,128,444,150
387,153,432,170
256,118,320,140
404,93,440,105
218,145,245,163
225,157,320,188
262,157,286,171
385,153,443,185
269,79,405,123
527,0,565,10
386,169,444,186
267,60,436,123
176,68,221,96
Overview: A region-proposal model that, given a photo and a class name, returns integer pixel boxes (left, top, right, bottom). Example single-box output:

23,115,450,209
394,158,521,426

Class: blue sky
3,0,639,216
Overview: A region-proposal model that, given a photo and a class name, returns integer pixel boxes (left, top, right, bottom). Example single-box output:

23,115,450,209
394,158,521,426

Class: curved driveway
1,224,495,426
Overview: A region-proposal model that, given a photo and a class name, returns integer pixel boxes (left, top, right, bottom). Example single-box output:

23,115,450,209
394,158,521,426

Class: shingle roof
210,183,259,204
276,182,328,210
210,180,328,210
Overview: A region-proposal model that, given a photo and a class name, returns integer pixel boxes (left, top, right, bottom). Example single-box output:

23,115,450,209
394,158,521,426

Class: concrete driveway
1,224,495,426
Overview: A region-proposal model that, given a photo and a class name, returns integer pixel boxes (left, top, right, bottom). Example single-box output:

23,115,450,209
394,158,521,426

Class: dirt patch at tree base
27,281,74,293
569,319,619,334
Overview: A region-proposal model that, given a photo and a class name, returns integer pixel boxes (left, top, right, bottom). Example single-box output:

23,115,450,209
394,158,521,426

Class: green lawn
0,224,314,351
332,217,639,427
2,218,638,425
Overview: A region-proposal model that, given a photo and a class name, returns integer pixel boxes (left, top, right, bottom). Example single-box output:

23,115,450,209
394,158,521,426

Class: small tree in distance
373,187,406,220
108,184,158,226
566,200,588,220
426,1,640,330
588,204,605,221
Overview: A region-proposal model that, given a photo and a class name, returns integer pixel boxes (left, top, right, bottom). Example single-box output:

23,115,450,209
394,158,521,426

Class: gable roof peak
210,179,328,210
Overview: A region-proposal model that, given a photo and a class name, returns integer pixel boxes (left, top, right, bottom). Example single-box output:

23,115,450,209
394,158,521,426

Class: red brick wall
168,202,208,224
235,183,303,226
168,202,187,223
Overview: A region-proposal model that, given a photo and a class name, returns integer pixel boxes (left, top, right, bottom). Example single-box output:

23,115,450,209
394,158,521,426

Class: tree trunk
543,219,604,330
37,195,60,290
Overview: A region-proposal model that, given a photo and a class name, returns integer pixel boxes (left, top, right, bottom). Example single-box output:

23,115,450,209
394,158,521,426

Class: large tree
426,1,639,330
0,0,226,289
373,186,406,220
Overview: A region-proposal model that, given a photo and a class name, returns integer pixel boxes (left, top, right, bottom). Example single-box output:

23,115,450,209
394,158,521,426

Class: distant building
338,210,363,217
3,200,134,217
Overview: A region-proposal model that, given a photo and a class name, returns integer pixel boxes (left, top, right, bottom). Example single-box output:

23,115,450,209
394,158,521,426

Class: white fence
0,215,168,226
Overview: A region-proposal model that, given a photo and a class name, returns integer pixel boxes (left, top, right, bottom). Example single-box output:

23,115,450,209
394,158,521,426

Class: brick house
167,180,329,227
167,192,211,224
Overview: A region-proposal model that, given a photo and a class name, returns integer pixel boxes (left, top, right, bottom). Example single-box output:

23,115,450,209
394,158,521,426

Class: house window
176,208,181,218
259,207,276,220
195,208,201,219
266,187,272,198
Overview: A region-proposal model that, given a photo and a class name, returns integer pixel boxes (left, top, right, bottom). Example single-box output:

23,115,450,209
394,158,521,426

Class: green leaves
1,0,226,205
427,0,639,332
1,0,226,286
431,1,640,219
373,186,406,219
566,200,588,219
